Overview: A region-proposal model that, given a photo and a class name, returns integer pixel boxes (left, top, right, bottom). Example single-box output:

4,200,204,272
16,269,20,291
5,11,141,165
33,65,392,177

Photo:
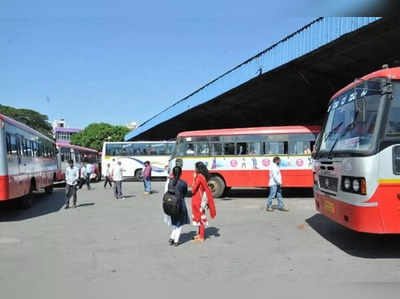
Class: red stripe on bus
0,175,9,201
178,125,320,137
315,182,400,233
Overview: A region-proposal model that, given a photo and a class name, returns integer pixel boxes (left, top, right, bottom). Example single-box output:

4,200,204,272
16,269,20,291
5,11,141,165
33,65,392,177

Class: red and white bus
0,114,58,208
313,67,400,233
169,126,320,197
56,142,100,182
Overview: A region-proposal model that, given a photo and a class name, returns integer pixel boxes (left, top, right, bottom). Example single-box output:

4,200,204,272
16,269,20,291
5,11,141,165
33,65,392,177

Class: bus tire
45,185,53,194
208,175,225,198
223,187,232,197
135,169,143,181
19,185,34,209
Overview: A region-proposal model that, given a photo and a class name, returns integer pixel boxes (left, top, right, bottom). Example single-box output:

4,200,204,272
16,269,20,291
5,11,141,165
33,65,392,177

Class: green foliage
0,104,53,138
70,123,130,151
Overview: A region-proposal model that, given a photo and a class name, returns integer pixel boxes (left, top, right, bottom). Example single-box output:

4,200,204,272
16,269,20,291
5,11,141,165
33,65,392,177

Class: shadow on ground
306,214,400,258
0,187,66,222
179,227,221,244
222,187,314,199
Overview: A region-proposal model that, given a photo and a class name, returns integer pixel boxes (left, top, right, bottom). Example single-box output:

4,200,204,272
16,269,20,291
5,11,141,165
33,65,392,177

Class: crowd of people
64,159,153,208
64,156,288,247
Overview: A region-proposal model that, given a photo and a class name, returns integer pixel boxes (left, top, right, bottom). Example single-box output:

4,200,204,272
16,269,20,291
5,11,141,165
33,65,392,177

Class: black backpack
163,183,180,217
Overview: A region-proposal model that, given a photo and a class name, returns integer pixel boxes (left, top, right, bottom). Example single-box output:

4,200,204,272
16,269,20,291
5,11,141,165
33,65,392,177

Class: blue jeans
143,178,151,192
266,184,284,209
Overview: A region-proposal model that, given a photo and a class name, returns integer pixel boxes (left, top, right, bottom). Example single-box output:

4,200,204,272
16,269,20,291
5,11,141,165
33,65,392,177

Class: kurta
191,174,216,226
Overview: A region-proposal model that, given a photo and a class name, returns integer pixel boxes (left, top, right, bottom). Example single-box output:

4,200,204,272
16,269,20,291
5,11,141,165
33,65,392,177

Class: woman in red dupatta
191,162,216,242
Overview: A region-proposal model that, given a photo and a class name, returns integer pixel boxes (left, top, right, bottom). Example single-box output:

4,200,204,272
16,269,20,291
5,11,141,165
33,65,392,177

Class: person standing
164,166,189,247
143,161,152,195
191,162,216,243
84,162,92,190
112,161,124,200
65,159,79,209
78,163,86,189
104,163,112,188
266,157,289,212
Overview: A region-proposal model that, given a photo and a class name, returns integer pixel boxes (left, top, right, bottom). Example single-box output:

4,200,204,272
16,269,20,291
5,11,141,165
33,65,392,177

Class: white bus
101,141,175,179
313,66,400,233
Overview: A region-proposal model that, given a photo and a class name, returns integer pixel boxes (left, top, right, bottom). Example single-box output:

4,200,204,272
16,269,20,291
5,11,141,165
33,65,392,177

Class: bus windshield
317,80,383,156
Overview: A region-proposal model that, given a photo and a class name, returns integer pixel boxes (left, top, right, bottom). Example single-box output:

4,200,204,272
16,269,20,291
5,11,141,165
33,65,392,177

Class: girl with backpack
191,162,216,243
164,166,189,247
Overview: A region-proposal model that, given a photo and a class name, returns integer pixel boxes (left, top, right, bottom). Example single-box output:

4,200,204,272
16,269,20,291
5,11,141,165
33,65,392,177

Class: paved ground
1,181,400,299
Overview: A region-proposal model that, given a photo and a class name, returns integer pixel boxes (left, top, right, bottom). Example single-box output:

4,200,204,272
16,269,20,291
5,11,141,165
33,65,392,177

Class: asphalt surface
1,181,400,299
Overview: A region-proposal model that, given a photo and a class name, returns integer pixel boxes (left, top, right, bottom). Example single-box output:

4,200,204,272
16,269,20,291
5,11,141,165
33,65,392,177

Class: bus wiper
324,121,344,141
327,112,359,159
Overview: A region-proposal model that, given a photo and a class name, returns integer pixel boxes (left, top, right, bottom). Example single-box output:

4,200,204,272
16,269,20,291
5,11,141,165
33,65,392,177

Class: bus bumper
314,192,385,233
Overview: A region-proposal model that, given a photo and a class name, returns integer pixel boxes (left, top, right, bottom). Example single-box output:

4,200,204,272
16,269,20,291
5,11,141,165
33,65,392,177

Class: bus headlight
343,178,351,190
352,179,360,192
342,176,366,195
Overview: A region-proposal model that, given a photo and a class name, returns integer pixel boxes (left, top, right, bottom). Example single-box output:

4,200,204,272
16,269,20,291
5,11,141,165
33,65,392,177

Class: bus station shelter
125,17,400,141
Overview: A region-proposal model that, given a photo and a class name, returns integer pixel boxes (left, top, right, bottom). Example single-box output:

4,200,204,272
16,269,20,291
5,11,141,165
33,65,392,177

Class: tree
0,104,53,138
70,123,130,151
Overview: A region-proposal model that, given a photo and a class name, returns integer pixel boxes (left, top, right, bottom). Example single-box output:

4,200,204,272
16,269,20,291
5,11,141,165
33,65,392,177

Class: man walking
104,163,112,188
65,159,79,209
143,161,152,195
112,161,124,200
266,157,289,212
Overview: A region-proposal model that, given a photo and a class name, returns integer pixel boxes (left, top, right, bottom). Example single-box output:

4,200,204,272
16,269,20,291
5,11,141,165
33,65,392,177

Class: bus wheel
208,176,225,198
135,169,143,181
19,186,34,209
45,185,54,194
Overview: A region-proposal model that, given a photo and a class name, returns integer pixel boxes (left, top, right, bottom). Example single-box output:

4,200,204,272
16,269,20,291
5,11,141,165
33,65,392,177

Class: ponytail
172,166,182,186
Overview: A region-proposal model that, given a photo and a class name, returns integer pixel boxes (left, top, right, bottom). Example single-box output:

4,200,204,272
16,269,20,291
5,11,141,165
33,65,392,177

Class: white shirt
112,165,123,181
269,162,282,186
65,166,79,186
105,167,111,177
80,166,86,177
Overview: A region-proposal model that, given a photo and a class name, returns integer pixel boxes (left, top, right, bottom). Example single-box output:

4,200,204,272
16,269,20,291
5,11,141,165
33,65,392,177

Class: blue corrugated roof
125,17,381,141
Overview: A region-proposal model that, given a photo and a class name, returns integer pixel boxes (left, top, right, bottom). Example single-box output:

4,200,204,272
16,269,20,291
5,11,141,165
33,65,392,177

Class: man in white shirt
65,159,79,209
266,157,288,212
111,161,124,200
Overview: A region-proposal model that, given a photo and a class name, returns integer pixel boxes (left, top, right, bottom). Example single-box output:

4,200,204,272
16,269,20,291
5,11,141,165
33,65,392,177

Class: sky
1,1,381,129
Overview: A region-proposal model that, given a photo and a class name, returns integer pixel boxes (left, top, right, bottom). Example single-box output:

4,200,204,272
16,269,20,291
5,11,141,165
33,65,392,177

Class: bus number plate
324,200,336,214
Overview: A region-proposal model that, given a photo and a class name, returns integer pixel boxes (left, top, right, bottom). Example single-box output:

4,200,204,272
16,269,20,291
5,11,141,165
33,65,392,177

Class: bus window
386,84,400,137
264,141,287,155
167,143,175,155
16,136,22,156
224,143,235,155
6,133,12,155
211,143,223,156
175,139,186,156
248,142,261,155
196,143,210,156
236,143,248,155
186,143,195,155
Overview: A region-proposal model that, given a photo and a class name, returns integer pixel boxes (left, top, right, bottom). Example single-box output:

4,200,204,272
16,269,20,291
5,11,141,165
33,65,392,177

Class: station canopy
125,17,400,141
